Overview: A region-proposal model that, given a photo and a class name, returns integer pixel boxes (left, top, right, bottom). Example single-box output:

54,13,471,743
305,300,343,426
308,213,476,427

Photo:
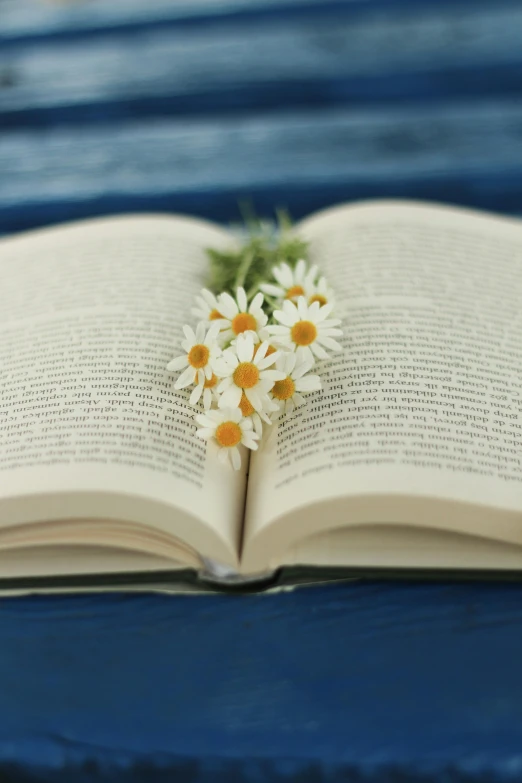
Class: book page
242,202,522,572
0,215,245,570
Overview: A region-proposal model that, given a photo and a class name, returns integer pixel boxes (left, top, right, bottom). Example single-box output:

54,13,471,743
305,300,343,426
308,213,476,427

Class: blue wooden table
2,1,522,780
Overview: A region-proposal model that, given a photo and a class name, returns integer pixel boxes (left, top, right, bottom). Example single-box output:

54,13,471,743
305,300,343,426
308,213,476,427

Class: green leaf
205,210,308,317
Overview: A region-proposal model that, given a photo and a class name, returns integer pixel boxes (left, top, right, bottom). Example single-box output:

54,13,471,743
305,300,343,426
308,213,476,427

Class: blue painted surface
2,100,522,234
2,0,522,780
0,0,491,43
1,4,522,127
2,582,522,781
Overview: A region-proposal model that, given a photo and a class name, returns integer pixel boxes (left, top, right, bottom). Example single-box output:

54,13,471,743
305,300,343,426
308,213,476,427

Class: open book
2,200,522,592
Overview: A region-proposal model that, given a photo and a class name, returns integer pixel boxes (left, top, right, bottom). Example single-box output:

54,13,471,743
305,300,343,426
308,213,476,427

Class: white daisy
213,333,285,413
191,288,227,325
188,371,220,409
216,287,268,343
260,259,319,303
230,329,260,348
167,321,222,390
267,297,343,365
307,275,335,309
238,390,279,437
195,407,259,470
270,352,321,416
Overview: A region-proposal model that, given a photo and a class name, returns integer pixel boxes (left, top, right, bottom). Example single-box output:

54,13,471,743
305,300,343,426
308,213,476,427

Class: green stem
234,248,255,290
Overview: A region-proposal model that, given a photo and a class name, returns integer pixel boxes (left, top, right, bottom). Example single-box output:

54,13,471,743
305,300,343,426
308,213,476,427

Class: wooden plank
1,99,522,233
1,580,522,781
0,0,357,41
0,0,446,43
1,4,522,126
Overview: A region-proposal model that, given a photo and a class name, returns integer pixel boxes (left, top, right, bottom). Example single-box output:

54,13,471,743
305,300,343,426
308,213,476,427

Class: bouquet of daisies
167,222,343,469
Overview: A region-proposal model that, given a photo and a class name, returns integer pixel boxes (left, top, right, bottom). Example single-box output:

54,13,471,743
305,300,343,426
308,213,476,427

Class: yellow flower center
188,344,210,369
272,376,296,401
290,320,317,347
209,308,224,321
239,392,255,417
204,373,217,389
309,294,327,306
233,362,260,389
231,312,257,335
215,421,242,448
285,285,305,300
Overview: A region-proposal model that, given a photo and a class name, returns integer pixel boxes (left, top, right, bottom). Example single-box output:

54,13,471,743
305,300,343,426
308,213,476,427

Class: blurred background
1,0,521,235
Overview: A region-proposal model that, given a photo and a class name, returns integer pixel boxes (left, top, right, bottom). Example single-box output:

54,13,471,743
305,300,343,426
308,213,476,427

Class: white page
243,201,522,571
0,215,245,569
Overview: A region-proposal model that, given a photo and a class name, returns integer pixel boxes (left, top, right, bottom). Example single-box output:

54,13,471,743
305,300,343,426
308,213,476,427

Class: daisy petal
214,361,233,378
218,292,239,318
273,263,292,288
257,352,279,370
231,447,241,471
196,428,214,440
310,342,329,360
295,375,321,392
217,448,229,465
273,310,295,327
183,325,196,343
315,304,334,322
282,299,298,315
266,324,290,335
206,321,222,341
296,345,314,365
167,355,188,372
295,259,306,282
297,297,308,319
283,353,297,374
219,385,242,409
260,283,284,298
190,385,203,406
317,336,343,352
216,378,233,395
206,409,224,422
195,410,212,426
254,341,268,362
219,329,234,343
195,322,206,343
195,412,214,426
237,334,253,363
261,369,286,381
237,287,248,312
320,319,341,329
308,301,321,319
174,365,196,389
201,289,216,307
319,327,343,336
290,359,312,379
245,387,263,411
250,292,264,311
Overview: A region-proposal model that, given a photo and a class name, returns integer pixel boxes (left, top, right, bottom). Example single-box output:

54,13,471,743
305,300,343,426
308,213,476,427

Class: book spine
199,557,276,589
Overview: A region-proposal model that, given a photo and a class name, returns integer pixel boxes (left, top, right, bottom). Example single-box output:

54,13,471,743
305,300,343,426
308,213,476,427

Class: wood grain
1,0,522,780
1,99,522,233
1,581,522,781
0,0,439,42
1,3,522,126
